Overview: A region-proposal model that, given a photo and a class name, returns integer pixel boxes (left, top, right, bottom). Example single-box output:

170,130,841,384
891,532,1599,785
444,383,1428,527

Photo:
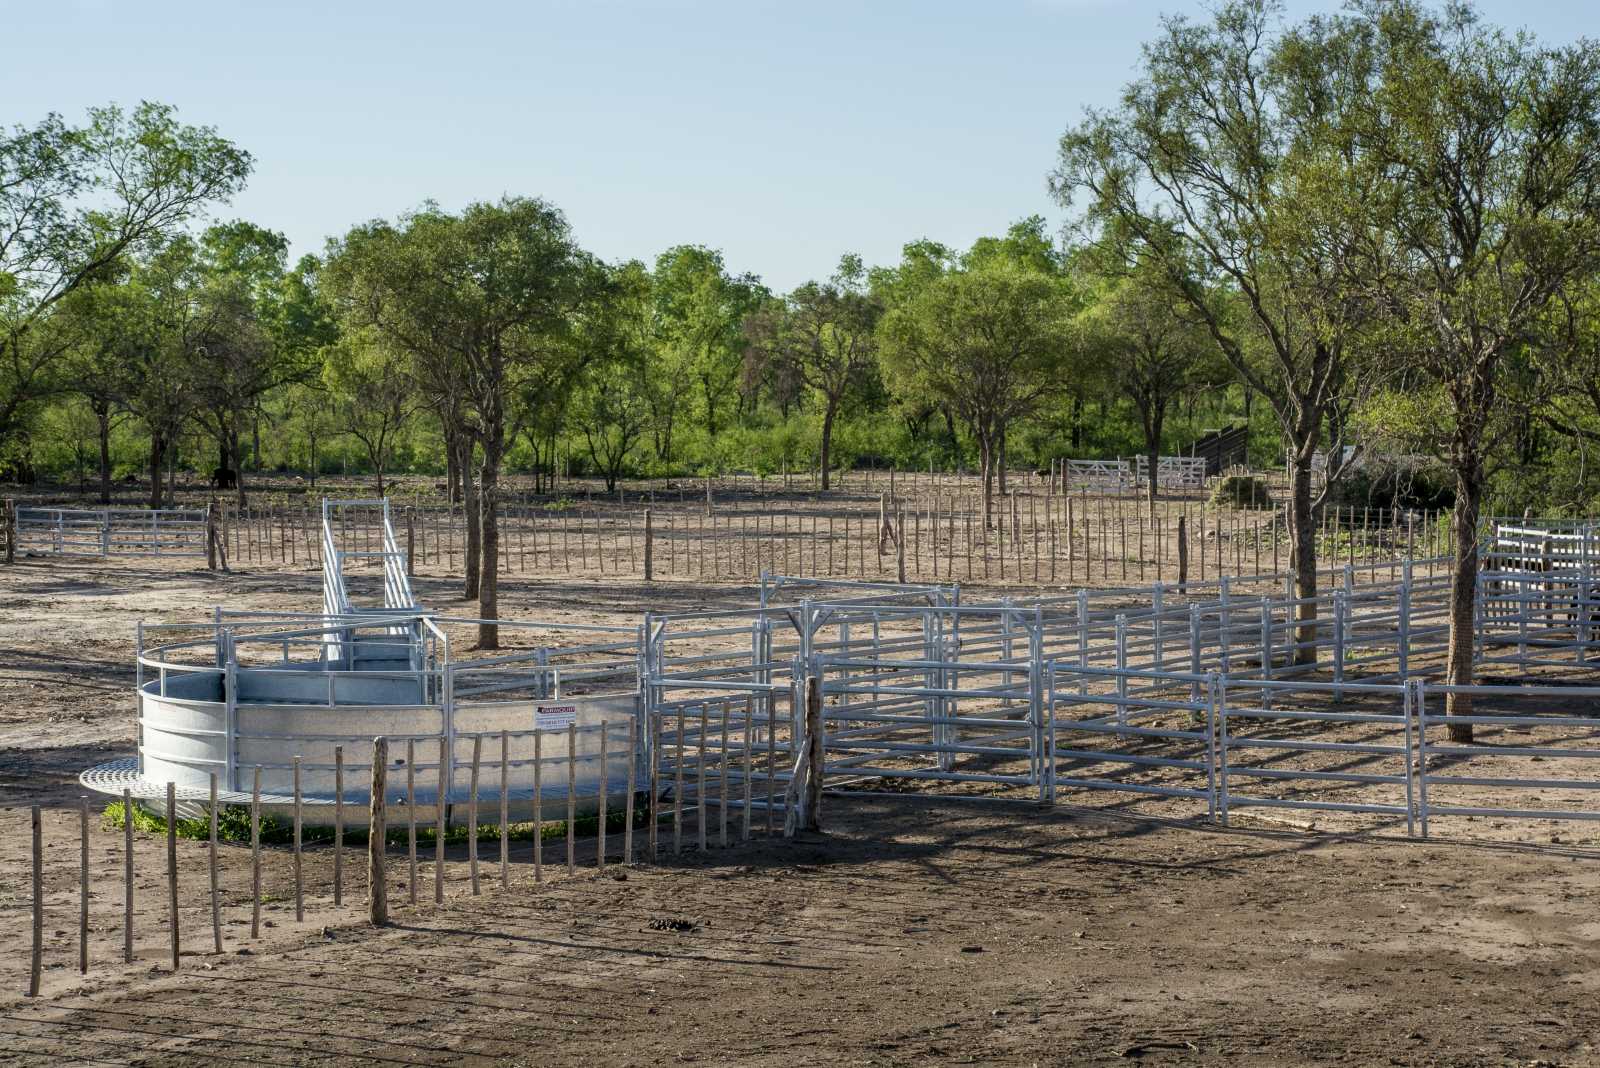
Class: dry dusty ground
3,555,1600,1066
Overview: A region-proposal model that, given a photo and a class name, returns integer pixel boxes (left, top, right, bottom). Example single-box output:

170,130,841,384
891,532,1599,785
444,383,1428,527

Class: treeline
8,1,1600,709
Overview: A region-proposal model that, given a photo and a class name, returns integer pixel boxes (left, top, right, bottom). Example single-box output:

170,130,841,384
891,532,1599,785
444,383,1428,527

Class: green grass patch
101,796,649,850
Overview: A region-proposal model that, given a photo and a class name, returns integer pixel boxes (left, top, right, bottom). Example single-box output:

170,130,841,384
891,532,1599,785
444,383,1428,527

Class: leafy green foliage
1210,474,1273,510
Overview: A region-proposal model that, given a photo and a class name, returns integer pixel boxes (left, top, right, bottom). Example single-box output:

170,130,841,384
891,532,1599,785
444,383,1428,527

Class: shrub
1210,474,1273,509
1328,457,1456,511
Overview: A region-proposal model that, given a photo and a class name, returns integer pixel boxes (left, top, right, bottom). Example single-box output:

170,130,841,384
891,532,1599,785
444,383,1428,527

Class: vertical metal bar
292,757,303,922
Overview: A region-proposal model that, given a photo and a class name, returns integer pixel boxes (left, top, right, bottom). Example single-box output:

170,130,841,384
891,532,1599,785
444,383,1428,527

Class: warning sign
535,703,577,732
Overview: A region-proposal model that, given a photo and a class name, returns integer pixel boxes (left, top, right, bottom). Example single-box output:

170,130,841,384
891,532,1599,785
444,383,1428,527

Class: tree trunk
1287,455,1319,666
1146,447,1159,506
445,430,461,504
979,435,995,531
96,410,112,505
477,434,502,650
149,436,164,510
232,429,246,508
1444,456,1484,742
819,403,836,491
997,426,1008,497
460,435,480,601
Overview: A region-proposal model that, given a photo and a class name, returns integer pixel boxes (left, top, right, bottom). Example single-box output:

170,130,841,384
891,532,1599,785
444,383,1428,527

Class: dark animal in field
210,467,238,490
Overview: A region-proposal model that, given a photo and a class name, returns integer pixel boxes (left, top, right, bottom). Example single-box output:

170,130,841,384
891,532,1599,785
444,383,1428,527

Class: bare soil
3,555,1599,1066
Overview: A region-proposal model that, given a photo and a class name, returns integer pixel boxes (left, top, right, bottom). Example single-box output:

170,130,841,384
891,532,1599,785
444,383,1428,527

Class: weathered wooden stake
623,717,637,865
30,804,42,996
533,728,544,882
435,736,446,904
597,726,609,870
123,787,134,963
697,705,709,851
468,734,481,895
566,722,577,875
1177,515,1189,587
333,745,344,906
499,730,510,889
208,774,222,954
292,756,304,922
166,782,179,970
369,737,389,925
406,738,418,906
80,796,90,974
644,509,654,582
250,768,261,939
804,676,823,831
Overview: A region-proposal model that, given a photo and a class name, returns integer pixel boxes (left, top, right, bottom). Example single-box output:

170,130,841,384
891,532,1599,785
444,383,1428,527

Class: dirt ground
4,556,1600,1066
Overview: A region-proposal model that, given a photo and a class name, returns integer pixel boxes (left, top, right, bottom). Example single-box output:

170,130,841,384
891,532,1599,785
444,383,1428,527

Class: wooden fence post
369,737,389,926
208,774,222,955
896,510,907,584
406,510,416,578
123,787,134,963
333,746,344,906
644,509,654,582
804,676,823,831
4,498,16,565
80,796,90,975
166,782,179,971
1177,515,1189,587
205,500,218,571
29,805,42,996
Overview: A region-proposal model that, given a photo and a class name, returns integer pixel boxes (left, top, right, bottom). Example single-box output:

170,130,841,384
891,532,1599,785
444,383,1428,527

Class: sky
5,0,1594,291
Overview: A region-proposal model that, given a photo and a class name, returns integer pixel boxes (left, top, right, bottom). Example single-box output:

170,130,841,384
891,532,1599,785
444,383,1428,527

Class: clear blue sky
5,0,1591,291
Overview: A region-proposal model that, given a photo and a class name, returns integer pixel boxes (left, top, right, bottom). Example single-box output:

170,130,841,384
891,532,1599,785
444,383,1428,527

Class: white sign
535,703,577,732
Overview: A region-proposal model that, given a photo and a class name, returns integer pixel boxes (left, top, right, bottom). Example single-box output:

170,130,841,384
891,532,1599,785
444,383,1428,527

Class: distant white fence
15,507,207,557
1134,455,1209,490
1065,457,1208,491
1064,459,1134,491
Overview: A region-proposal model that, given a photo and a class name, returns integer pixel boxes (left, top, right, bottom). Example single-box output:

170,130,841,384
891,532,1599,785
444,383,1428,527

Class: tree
745,254,881,490
1054,0,1385,663
650,246,765,465
118,241,206,508
324,329,414,495
879,254,1076,528
572,261,653,492
1080,264,1223,502
0,103,251,452
1362,1,1600,738
324,198,591,648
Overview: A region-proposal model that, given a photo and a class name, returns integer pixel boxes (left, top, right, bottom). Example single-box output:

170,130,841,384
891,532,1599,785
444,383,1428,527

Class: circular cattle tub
83,619,642,825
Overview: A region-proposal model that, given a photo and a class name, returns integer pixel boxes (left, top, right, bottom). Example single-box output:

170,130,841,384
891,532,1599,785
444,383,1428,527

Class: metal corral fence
14,506,207,556
785,525,1600,837
1134,455,1209,490
20,522,1600,996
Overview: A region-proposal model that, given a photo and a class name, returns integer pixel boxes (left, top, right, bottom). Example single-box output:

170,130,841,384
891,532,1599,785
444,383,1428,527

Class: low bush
1210,474,1273,509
